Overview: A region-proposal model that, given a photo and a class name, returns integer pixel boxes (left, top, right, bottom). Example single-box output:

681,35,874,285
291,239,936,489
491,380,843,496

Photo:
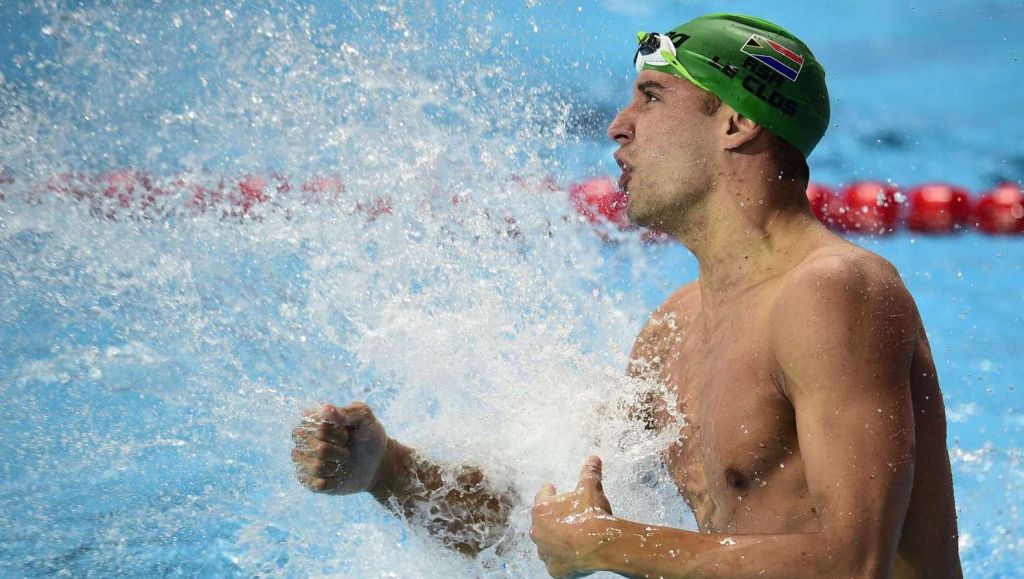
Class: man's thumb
578,455,603,488
579,455,613,514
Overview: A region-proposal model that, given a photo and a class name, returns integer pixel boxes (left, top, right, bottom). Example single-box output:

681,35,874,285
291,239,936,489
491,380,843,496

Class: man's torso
630,241,961,577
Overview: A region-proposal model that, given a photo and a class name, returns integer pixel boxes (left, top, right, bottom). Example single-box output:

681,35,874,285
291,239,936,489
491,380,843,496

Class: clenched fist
291,402,389,495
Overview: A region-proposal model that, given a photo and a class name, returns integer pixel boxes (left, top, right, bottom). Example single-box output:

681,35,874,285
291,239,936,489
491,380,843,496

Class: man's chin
626,203,656,229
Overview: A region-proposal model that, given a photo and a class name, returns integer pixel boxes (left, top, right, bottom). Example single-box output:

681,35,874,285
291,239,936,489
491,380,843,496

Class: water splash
0,1,692,576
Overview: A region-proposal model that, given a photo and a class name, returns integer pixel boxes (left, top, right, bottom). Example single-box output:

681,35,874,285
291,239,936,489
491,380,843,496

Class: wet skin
530,70,962,578
529,234,962,579
620,236,962,578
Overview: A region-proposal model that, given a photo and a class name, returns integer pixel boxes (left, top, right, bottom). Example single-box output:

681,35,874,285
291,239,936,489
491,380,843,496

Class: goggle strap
657,49,710,93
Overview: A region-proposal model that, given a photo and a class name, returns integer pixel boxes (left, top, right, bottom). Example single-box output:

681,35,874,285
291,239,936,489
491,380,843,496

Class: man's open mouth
615,157,631,191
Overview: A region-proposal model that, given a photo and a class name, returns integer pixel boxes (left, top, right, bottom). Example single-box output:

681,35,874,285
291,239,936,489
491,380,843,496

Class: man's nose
607,109,634,145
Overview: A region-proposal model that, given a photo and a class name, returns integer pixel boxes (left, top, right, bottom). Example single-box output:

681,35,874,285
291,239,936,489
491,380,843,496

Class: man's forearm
579,517,885,579
367,438,420,504
369,438,516,555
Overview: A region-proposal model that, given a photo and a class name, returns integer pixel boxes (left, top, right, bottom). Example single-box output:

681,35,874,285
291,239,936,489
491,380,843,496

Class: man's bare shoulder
768,241,921,391
638,280,700,341
773,242,913,315
628,281,699,378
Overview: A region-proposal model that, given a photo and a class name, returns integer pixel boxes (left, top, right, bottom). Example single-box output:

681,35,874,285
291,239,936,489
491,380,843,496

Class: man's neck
669,176,822,313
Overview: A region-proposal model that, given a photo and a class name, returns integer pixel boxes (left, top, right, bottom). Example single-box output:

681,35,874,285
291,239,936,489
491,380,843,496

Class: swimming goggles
633,32,692,80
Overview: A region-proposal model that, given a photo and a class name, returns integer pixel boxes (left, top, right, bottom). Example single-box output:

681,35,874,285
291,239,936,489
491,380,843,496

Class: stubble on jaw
626,168,710,234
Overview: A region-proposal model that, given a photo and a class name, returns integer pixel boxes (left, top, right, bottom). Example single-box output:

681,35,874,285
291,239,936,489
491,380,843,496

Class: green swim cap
635,14,830,158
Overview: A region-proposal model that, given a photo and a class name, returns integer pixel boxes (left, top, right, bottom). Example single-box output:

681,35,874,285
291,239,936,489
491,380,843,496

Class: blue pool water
2,1,1023,577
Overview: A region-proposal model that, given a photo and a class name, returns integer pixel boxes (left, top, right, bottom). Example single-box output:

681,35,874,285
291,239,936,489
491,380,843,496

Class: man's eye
644,92,660,103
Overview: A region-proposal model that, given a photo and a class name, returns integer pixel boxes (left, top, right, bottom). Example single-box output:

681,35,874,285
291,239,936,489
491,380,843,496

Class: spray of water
1,1,695,575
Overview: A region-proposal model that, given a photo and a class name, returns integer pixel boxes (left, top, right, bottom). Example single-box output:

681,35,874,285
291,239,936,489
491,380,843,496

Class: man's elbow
819,530,899,579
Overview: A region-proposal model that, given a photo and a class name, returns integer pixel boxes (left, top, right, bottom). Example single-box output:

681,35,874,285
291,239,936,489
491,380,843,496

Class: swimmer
292,13,962,578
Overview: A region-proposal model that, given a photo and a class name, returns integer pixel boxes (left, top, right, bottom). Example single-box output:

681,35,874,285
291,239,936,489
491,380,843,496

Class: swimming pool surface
2,1,1023,577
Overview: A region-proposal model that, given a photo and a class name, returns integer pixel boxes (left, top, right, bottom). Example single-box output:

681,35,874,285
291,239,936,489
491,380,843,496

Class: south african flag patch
740,34,805,81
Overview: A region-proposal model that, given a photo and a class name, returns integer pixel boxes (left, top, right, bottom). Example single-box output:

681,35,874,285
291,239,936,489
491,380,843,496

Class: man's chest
650,311,803,530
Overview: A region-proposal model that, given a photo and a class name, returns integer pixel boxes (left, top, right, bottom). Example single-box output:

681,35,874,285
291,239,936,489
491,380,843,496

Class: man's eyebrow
636,80,667,92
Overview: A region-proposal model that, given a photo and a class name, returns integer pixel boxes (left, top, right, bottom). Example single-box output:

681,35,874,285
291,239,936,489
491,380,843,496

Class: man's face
607,71,720,230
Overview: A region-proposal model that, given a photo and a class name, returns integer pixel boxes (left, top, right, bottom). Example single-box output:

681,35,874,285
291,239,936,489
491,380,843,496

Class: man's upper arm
771,256,919,572
625,307,670,430
627,281,697,377
625,282,697,429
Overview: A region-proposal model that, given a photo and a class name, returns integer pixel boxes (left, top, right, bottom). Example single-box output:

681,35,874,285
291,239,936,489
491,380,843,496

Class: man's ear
723,111,763,151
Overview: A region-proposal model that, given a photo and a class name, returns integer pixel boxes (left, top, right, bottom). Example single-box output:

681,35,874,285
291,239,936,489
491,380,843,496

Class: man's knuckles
316,424,349,445
291,426,310,444
315,441,351,461
293,447,345,477
343,401,371,414
340,401,376,427
313,459,346,478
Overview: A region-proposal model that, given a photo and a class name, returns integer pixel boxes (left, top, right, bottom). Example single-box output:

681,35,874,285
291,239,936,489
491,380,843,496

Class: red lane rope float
802,180,1024,236
2,171,1022,238
906,184,972,234
808,181,903,234
973,183,1024,234
18,171,354,219
568,178,629,229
